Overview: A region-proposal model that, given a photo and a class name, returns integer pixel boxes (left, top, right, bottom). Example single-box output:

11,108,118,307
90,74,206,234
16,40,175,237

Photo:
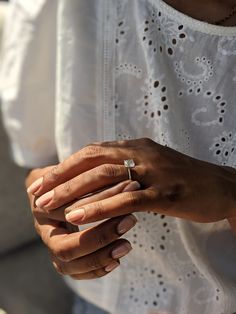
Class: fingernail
27,177,43,194
117,215,137,235
105,261,120,272
65,208,85,223
112,243,132,259
35,190,54,208
122,181,141,192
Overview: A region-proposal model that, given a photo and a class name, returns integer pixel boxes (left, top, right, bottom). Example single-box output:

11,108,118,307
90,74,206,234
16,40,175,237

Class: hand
27,138,236,224
27,169,138,279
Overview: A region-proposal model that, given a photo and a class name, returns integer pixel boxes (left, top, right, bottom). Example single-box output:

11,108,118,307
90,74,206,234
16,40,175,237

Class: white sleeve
0,0,58,168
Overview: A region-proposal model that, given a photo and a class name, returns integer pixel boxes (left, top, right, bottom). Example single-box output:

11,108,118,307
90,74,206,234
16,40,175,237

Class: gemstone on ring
124,159,135,180
124,159,135,168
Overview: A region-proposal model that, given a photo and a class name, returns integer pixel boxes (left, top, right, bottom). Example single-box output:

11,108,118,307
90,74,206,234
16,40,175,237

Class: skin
26,167,139,279
26,1,236,280
30,138,236,222
165,0,236,26
27,139,236,280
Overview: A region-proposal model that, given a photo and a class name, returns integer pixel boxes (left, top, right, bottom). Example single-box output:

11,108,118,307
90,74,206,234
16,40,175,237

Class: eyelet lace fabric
1,0,236,313
109,1,236,313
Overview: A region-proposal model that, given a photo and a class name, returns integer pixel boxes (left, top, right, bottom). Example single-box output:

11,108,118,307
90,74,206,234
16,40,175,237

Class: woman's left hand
27,138,236,224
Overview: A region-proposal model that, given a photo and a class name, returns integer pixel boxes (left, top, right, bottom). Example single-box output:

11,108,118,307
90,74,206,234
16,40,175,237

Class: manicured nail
117,215,137,235
105,261,120,272
65,208,85,223
27,177,43,194
35,190,54,208
112,243,132,259
122,181,141,192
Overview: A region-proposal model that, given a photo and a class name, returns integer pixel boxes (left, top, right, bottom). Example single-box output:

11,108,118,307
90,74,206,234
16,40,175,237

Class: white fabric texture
1,0,236,313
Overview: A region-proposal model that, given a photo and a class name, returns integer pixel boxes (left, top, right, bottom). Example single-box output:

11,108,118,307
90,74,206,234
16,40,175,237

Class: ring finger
35,164,141,211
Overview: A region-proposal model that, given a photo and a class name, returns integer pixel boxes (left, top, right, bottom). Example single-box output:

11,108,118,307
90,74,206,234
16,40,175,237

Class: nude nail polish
105,261,120,272
122,181,141,192
35,190,54,208
27,177,43,194
65,208,85,223
117,215,137,235
112,243,132,259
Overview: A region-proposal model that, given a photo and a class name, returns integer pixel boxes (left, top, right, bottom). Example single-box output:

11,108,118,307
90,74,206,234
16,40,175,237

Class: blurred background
0,1,73,313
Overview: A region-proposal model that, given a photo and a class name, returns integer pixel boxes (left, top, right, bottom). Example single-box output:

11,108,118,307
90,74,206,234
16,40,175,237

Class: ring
124,159,135,180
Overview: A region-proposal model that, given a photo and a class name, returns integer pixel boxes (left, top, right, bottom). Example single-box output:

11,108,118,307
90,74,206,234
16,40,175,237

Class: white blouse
1,0,236,313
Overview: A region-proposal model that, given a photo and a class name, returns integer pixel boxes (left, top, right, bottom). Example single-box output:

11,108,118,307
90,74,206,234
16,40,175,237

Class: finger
34,180,140,221
34,205,67,222
65,180,140,215
65,188,157,225
38,214,137,262
35,164,141,210
26,165,55,194
28,140,135,196
33,181,140,221
33,199,70,221
70,262,120,280
52,238,131,275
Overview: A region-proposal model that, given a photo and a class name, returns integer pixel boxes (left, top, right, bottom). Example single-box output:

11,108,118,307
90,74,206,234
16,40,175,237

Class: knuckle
124,192,142,207
49,166,60,181
67,153,80,167
62,180,72,195
81,145,104,160
45,165,62,183
98,164,119,179
90,202,105,219
96,231,110,247
53,244,72,262
87,255,103,270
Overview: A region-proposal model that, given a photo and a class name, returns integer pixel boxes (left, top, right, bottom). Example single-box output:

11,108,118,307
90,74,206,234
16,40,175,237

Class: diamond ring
124,159,135,180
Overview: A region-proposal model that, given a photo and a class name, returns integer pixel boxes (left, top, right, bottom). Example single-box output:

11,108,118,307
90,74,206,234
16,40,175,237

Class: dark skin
27,139,236,280
27,1,236,281
165,0,236,26
26,167,139,279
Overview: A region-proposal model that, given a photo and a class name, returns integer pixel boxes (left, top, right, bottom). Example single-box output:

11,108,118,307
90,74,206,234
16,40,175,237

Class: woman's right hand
26,168,139,279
